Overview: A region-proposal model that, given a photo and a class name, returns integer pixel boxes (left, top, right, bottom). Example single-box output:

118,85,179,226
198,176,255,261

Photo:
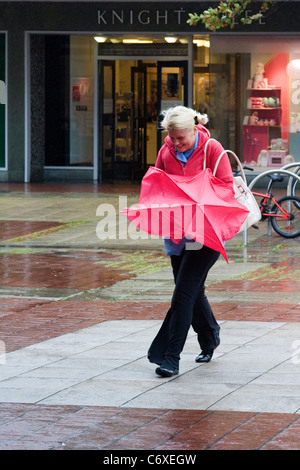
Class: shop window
45,35,70,166
69,36,94,167
209,35,300,171
45,35,94,167
243,53,289,169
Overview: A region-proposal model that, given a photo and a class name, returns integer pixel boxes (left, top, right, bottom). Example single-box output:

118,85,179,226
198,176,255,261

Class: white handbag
204,140,261,232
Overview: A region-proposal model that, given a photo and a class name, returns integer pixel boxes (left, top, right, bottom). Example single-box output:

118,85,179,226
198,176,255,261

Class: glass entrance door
157,61,188,152
99,60,133,180
99,59,134,181
98,59,188,181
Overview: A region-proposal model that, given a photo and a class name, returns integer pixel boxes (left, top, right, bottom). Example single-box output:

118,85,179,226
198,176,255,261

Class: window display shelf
247,107,281,110
243,80,283,166
247,87,281,91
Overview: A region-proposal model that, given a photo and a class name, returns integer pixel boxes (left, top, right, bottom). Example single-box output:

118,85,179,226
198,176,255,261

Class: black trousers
148,245,220,369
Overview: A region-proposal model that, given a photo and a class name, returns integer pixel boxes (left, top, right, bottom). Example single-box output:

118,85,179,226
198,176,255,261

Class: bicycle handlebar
233,165,253,176
242,166,254,172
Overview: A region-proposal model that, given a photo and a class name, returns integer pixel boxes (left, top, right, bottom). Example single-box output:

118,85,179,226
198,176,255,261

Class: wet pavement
0,182,300,451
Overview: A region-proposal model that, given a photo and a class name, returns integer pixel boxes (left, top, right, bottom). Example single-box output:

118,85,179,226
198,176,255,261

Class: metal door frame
98,60,116,181
131,62,148,180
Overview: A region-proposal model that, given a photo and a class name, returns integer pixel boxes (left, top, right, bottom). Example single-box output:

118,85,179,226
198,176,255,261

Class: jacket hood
164,124,211,152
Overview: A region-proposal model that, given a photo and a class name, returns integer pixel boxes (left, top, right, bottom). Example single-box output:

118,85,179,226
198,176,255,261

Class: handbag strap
203,138,217,170
203,138,246,184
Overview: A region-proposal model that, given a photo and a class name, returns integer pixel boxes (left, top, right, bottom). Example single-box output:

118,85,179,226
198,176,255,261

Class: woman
147,106,234,378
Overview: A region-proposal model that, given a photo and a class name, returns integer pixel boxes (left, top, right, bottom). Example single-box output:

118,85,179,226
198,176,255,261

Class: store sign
97,7,268,28
94,2,300,34
95,2,272,30
0,2,297,33
97,8,189,26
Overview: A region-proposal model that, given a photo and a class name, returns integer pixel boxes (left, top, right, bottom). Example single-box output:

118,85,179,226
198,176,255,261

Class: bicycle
235,167,300,238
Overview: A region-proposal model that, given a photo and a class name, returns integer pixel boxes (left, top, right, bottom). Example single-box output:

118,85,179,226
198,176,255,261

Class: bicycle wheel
271,196,300,238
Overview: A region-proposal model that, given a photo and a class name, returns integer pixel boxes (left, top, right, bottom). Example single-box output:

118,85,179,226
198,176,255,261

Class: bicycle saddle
268,174,284,182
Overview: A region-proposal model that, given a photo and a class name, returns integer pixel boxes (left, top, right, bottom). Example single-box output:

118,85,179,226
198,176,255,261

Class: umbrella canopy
121,167,249,262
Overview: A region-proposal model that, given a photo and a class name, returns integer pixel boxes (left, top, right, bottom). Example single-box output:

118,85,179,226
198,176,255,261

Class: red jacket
155,124,233,185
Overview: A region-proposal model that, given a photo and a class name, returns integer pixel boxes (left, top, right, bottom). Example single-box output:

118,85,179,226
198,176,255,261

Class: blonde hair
160,106,209,131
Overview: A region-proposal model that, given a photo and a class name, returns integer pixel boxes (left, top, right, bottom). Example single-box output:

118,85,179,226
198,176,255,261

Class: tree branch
187,1,273,31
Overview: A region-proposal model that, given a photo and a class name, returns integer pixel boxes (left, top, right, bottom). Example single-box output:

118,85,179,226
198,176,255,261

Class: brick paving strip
1,403,300,450
0,221,69,242
1,299,300,354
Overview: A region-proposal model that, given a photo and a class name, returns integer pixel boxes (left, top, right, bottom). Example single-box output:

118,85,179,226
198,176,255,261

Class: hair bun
196,113,209,125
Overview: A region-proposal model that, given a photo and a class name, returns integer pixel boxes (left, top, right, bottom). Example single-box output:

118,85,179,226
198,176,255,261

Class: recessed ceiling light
94,36,107,43
164,37,178,44
123,39,153,44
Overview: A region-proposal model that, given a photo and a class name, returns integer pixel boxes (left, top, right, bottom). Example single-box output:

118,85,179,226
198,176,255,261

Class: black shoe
155,366,179,377
195,350,213,363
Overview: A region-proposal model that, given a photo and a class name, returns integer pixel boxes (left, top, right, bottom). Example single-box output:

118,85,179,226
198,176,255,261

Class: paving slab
1,319,300,414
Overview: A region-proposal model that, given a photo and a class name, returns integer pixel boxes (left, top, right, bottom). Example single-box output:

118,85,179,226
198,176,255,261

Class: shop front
0,1,299,183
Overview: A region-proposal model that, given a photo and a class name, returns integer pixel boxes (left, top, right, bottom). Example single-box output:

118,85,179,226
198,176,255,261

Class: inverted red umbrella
121,167,249,262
